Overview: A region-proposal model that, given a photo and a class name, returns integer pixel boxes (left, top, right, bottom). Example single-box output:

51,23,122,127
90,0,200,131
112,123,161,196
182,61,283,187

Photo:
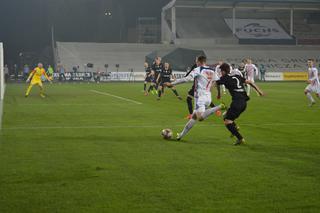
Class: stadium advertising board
52,71,187,82
264,72,283,81
283,72,308,81
224,18,292,40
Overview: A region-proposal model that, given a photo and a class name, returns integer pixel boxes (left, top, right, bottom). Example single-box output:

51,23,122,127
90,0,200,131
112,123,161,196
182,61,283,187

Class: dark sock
158,90,161,98
162,87,164,93
226,123,243,140
144,84,146,91
148,85,153,92
209,102,215,108
172,89,179,97
187,97,193,114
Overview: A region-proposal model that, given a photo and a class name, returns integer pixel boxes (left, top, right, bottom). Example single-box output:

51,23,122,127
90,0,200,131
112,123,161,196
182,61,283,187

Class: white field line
90,90,142,105
5,103,121,106
2,123,320,130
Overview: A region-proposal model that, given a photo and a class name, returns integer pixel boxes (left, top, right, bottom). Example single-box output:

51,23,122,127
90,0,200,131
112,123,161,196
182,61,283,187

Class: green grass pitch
0,82,319,212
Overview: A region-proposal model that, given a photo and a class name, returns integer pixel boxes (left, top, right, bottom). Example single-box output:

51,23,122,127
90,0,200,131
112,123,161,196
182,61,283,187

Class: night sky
0,0,170,64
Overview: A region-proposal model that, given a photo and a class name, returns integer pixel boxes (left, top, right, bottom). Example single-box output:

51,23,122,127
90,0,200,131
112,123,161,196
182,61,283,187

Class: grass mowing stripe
3,122,320,130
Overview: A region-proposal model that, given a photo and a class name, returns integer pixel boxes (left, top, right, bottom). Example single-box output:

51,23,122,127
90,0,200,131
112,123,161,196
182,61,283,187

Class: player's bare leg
305,89,315,106
177,104,225,140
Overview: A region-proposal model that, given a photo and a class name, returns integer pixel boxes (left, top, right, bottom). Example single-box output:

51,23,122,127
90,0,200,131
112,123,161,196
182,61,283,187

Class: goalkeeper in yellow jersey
25,63,52,98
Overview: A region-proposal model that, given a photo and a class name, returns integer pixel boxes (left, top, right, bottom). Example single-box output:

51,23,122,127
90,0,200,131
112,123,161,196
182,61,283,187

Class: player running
156,62,182,100
304,59,320,106
170,56,225,141
244,59,259,96
25,63,52,98
217,63,264,145
143,62,154,95
151,57,163,93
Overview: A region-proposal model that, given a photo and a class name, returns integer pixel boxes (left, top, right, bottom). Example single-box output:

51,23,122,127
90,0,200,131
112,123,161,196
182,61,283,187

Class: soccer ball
161,128,173,140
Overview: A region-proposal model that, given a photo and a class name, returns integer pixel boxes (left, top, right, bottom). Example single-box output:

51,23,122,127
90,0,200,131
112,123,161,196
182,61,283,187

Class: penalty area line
90,90,142,105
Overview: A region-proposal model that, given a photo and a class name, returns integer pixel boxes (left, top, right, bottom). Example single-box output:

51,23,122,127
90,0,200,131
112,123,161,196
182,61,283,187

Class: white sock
179,119,196,139
307,93,315,103
247,85,251,96
202,106,221,120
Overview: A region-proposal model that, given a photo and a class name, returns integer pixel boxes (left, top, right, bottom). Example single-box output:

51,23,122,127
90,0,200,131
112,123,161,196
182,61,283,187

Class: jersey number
232,77,242,89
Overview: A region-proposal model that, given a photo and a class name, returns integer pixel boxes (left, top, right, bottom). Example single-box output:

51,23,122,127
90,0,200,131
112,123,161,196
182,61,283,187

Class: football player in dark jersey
151,57,163,93
156,62,182,100
143,62,154,95
217,63,264,145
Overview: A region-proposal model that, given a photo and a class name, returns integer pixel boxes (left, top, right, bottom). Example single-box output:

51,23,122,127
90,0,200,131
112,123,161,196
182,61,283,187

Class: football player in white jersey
215,60,227,95
304,59,320,106
244,59,259,96
170,56,226,140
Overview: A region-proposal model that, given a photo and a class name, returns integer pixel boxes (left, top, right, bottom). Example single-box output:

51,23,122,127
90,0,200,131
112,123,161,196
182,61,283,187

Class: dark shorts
145,76,153,82
225,99,247,121
160,78,171,86
188,83,195,97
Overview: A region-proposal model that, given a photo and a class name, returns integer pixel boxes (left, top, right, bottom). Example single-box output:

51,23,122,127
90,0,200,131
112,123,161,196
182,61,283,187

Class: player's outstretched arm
171,75,193,86
26,70,35,83
246,80,264,96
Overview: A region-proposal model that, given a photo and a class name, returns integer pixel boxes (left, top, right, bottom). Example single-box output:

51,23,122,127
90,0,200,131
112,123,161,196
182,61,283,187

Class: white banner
225,18,292,39
264,72,283,81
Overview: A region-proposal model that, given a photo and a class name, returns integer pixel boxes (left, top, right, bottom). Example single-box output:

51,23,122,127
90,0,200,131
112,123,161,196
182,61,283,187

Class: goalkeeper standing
25,63,52,98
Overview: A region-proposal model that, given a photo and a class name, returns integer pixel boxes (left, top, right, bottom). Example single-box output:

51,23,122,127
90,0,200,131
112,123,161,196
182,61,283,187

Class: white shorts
305,84,320,94
247,76,254,83
194,94,211,113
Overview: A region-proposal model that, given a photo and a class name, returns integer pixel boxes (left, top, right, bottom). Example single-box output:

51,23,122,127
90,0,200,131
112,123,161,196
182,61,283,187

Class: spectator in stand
4,64,9,82
47,65,54,77
58,65,66,81
23,64,30,80
259,64,266,82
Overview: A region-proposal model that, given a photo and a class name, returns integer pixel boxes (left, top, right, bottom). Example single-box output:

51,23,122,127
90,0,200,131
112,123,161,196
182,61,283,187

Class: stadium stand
56,42,319,73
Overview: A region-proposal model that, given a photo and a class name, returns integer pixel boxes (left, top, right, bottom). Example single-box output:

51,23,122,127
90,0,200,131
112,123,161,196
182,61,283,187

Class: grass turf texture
0,82,319,212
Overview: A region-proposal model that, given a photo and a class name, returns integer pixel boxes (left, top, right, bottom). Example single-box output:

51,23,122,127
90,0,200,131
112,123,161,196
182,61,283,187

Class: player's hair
308,59,315,62
197,55,206,63
220,63,231,74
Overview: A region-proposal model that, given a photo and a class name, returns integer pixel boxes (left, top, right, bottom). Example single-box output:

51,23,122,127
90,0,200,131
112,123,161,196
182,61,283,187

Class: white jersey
245,63,258,80
189,66,219,97
173,66,219,97
215,64,222,77
231,68,244,77
308,67,319,86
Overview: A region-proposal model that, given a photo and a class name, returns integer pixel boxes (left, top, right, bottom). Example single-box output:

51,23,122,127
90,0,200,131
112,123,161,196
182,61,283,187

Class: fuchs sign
225,19,292,39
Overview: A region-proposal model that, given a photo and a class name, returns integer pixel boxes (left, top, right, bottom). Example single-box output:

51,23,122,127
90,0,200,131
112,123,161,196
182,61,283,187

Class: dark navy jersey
145,66,152,75
217,75,249,101
160,68,172,79
152,63,163,77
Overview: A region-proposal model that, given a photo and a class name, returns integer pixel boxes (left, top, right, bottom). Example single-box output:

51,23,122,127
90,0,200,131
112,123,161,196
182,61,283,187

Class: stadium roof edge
163,0,320,10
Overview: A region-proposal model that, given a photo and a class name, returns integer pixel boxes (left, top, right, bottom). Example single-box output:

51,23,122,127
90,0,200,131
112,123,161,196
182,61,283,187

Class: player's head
155,57,161,65
308,59,314,68
220,63,231,76
196,55,206,66
144,62,148,68
164,62,170,70
218,60,223,65
38,63,43,68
